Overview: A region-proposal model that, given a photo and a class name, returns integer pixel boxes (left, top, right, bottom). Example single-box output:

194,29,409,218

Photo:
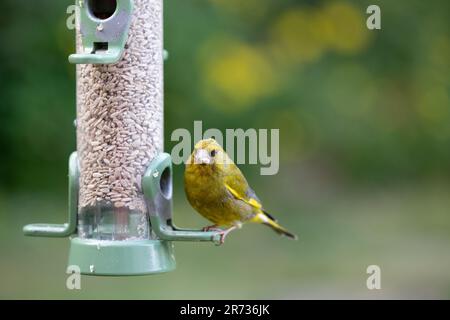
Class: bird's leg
218,225,238,245
202,225,220,232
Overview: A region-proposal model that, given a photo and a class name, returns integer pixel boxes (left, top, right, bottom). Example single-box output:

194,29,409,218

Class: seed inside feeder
76,0,163,240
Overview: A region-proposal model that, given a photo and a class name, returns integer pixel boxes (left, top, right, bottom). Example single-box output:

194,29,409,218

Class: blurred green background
0,0,449,299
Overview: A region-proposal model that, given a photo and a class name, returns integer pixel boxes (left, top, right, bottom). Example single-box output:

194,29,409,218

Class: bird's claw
211,231,227,246
203,225,238,245
218,231,228,245
202,225,221,232
216,226,238,245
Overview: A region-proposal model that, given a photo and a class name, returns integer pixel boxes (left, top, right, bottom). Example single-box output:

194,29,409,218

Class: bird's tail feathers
256,213,298,240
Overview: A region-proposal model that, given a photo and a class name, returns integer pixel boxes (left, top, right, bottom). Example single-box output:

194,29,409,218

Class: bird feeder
23,0,222,276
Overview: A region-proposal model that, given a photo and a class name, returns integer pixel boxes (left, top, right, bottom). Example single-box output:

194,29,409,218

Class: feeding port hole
88,0,117,20
159,167,172,199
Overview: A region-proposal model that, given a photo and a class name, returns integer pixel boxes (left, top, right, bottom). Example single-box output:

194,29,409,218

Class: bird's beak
194,149,211,165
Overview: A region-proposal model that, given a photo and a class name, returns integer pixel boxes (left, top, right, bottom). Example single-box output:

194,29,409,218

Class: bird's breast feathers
184,169,256,225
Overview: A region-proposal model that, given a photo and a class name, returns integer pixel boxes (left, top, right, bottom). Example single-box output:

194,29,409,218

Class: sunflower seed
77,0,163,213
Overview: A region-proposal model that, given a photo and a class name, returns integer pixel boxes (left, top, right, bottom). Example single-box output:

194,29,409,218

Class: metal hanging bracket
23,152,79,237
69,0,134,64
142,153,223,245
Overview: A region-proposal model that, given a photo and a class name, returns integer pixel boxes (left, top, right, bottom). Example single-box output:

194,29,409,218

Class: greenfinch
184,138,297,244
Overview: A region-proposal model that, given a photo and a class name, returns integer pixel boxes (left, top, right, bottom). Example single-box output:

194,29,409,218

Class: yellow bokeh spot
269,2,371,66
322,2,370,54
417,86,450,125
200,37,278,112
270,8,327,64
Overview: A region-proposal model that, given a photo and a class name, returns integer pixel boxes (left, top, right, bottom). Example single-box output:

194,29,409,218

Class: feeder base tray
68,238,176,276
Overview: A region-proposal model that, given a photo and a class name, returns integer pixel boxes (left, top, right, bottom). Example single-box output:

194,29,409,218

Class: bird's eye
210,149,217,157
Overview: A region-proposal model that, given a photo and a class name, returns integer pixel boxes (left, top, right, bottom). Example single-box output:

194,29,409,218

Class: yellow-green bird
184,138,297,244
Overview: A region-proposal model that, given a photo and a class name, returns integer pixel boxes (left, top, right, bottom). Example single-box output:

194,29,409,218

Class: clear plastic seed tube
76,0,163,240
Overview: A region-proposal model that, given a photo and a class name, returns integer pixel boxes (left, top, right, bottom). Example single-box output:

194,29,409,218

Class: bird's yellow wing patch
225,183,262,210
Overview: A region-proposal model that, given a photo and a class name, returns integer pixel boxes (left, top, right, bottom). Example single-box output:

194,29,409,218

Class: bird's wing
225,182,278,222
225,183,262,209
223,165,278,219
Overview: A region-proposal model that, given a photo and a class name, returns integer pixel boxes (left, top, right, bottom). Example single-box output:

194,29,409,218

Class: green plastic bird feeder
23,0,221,276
